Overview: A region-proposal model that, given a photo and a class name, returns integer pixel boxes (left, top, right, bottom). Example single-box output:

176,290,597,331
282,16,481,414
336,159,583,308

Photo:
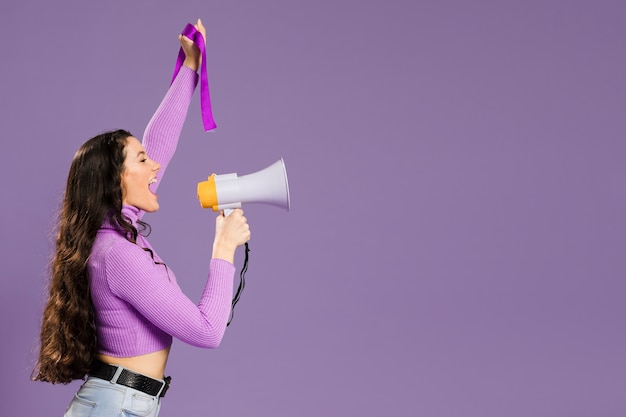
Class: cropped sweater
87,66,235,357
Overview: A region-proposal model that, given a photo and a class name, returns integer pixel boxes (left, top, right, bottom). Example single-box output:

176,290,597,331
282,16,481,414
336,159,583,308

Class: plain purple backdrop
1,1,625,416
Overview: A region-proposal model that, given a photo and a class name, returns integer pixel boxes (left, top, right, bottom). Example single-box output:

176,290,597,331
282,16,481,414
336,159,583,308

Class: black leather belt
89,360,171,398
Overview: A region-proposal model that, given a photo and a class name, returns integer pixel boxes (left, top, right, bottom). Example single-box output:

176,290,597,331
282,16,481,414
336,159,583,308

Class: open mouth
149,177,157,194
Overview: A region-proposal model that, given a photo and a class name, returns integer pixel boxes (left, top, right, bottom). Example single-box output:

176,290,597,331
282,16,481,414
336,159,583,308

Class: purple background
1,1,625,416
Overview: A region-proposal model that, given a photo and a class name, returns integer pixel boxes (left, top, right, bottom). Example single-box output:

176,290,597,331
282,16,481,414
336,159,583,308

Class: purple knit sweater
87,66,235,357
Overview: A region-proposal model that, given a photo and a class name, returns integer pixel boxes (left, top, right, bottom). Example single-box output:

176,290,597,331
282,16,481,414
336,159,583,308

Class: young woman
33,19,250,417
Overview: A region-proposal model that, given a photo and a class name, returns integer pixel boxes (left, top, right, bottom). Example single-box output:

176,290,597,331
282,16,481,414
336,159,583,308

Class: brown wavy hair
32,129,141,384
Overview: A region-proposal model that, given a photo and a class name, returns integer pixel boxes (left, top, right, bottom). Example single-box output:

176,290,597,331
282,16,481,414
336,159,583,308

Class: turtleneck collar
101,205,141,230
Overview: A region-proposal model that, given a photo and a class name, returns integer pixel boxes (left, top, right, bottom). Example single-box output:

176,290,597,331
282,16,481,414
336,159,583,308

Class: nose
152,160,161,171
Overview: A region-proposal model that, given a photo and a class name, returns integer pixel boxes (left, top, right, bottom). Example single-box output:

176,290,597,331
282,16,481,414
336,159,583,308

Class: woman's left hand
179,18,206,72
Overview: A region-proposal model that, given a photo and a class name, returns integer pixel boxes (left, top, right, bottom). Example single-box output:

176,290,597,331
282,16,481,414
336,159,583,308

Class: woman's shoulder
92,229,144,260
90,231,157,280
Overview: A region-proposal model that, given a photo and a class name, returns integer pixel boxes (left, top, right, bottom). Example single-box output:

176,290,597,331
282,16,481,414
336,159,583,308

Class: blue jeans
63,376,163,417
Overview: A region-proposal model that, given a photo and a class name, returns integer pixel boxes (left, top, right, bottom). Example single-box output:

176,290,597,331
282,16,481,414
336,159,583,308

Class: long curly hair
32,129,142,384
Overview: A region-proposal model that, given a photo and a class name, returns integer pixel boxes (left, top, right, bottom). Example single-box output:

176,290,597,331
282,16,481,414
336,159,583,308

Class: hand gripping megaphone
196,158,290,326
197,157,291,213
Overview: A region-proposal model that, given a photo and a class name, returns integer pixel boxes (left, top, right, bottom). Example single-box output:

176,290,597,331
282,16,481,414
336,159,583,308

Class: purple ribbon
171,23,217,132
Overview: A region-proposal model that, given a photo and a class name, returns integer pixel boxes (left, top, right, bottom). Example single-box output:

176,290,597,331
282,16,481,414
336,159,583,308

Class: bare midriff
96,347,171,380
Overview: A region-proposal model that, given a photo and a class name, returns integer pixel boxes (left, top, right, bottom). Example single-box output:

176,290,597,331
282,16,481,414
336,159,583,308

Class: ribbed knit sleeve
102,240,235,349
141,65,199,210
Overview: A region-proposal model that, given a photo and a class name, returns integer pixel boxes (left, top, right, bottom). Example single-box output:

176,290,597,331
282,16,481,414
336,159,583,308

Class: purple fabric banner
172,23,217,132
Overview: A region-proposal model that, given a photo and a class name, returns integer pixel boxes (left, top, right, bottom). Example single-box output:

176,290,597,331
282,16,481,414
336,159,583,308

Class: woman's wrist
212,241,236,264
182,58,199,73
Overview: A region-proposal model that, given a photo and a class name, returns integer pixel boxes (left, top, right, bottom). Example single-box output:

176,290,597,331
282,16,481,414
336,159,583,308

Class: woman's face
121,136,161,212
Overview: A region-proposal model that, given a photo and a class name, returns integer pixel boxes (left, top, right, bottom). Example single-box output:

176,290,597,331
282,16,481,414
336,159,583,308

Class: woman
32,19,250,417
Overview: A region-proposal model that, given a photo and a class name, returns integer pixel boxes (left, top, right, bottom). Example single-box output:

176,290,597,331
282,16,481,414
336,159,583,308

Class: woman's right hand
212,209,251,264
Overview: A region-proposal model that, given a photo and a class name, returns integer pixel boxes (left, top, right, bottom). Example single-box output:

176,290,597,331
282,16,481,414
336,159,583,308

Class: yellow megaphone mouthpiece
197,174,219,211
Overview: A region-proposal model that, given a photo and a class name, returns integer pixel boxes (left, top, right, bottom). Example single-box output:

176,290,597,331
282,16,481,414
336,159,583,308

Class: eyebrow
136,150,147,159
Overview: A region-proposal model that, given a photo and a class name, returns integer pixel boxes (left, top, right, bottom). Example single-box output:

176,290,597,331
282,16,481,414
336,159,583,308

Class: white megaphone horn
197,158,291,213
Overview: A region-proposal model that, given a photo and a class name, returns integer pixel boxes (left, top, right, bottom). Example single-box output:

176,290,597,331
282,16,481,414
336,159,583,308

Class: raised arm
142,67,198,189
141,19,206,202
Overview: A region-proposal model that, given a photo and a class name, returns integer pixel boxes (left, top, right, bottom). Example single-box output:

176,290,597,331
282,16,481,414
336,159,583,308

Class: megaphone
197,158,291,213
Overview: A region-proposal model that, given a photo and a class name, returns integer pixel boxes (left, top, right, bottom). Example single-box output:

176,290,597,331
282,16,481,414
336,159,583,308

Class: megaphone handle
223,208,234,216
